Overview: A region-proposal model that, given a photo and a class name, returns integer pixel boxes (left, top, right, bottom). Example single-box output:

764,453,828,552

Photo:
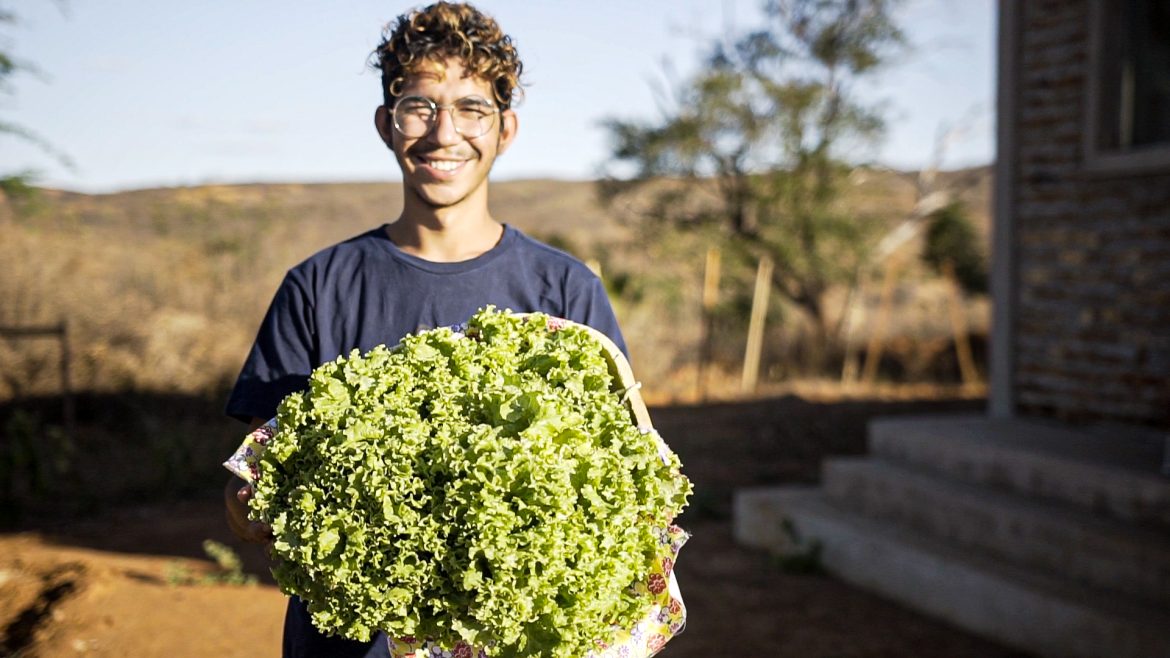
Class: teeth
428,160,463,172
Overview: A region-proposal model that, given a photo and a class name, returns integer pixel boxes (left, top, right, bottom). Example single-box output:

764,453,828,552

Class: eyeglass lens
393,96,497,138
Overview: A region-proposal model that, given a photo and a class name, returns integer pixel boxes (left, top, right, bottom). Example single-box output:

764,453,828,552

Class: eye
454,99,494,119
399,97,435,118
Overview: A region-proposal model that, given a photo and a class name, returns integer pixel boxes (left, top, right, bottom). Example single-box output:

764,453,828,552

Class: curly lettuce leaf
249,308,691,657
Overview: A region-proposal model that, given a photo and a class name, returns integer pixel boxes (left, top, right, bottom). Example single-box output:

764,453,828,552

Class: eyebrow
397,94,495,108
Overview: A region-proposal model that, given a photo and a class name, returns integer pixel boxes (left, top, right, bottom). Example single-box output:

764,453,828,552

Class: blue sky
1,1,995,193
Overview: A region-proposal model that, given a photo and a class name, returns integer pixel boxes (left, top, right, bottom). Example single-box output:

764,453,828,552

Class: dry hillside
0,168,991,405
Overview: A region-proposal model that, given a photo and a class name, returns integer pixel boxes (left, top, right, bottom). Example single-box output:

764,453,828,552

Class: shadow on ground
4,390,984,535
2,391,1030,657
4,391,985,583
653,394,986,523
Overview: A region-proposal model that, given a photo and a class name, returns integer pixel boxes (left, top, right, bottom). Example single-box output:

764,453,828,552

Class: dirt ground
0,392,1032,658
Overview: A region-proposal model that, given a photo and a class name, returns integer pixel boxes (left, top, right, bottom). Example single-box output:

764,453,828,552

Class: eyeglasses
391,95,499,139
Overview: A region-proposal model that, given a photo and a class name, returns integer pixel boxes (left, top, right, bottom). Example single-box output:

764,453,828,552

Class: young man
223,3,626,657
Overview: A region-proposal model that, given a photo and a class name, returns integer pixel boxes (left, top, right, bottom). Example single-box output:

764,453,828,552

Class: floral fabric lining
385,525,688,658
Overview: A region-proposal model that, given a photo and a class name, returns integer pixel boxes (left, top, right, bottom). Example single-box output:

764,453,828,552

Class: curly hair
371,2,524,110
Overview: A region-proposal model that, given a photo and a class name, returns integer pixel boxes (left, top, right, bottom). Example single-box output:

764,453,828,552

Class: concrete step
734,487,1170,658
821,457,1170,608
868,415,1170,529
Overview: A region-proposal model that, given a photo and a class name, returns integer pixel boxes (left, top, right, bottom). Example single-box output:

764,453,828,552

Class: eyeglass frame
389,95,501,139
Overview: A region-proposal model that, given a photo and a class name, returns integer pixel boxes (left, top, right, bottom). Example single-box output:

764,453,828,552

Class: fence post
0,321,75,438
741,255,773,393
861,255,901,386
943,260,981,386
697,246,721,400
59,319,75,439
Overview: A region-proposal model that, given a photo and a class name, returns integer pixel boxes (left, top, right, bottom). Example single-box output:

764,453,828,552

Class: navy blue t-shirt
226,223,626,658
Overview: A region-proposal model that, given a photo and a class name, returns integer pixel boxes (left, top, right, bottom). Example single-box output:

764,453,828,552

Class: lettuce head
248,308,690,657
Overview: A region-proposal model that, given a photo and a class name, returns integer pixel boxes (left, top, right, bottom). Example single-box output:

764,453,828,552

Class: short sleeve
225,272,317,423
565,275,629,359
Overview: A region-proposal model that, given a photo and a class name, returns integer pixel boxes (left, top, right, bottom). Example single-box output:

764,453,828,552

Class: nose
427,106,462,146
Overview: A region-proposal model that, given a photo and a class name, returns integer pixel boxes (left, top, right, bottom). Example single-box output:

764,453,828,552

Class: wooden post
0,321,74,438
838,278,865,385
860,256,901,386
697,246,721,400
59,319,75,439
702,247,722,312
741,255,773,393
943,261,981,386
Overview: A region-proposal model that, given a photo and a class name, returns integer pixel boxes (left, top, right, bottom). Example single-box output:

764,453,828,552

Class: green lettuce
248,308,691,657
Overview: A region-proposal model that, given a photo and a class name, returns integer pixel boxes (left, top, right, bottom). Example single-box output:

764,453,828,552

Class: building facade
993,0,1170,428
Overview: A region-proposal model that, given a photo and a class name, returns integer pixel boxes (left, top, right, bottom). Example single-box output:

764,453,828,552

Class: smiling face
376,57,518,218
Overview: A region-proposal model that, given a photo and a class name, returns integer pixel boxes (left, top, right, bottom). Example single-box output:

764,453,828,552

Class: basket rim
513,312,652,430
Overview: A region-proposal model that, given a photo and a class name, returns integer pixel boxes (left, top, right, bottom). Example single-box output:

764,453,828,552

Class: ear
495,108,519,155
374,106,394,147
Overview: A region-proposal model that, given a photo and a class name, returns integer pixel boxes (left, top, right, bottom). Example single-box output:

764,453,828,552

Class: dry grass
0,170,991,523
0,169,991,403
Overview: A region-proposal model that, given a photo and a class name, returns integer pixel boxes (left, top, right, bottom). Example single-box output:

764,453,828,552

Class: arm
224,271,315,542
224,417,274,544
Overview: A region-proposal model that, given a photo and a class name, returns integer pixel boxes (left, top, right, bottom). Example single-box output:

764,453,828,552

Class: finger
237,484,253,503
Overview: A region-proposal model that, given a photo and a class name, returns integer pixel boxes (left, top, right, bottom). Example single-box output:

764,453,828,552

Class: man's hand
225,417,274,545
225,475,273,545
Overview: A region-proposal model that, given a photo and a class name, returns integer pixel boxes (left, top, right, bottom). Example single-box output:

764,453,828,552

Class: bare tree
601,0,906,372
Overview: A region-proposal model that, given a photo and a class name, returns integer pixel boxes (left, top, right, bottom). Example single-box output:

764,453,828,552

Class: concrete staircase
734,414,1170,658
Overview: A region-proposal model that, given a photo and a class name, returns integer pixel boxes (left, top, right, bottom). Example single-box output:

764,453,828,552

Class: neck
389,193,503,262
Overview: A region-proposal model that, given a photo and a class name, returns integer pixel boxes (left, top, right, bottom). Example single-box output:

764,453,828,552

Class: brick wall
1012,0,1170,427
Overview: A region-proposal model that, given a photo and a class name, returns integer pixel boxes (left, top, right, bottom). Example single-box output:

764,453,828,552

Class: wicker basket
224,313,688,658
